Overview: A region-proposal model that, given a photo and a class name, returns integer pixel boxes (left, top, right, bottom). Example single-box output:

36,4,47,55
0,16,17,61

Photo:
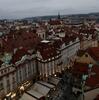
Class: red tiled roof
86,75,99,87
0,31,41,53
37,42,57,60
12,48,29,64
87,47,99,61
53,39,63,49
2,36,15,52
95,95,99,100
92,65,99,74
62,33,77,44
15,32,41,50
72,62,99,76
72,62,88,75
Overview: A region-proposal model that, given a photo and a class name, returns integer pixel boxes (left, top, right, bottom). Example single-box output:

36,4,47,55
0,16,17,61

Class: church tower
58,12,60,19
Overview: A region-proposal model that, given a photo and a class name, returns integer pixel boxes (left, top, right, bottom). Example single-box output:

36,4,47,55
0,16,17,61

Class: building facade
37,40,63,79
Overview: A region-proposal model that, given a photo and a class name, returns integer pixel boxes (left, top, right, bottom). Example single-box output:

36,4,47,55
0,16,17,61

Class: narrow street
52,72,78,100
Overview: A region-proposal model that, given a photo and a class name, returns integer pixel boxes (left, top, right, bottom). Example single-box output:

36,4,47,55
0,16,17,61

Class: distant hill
24,15,59,21
24,12,99,22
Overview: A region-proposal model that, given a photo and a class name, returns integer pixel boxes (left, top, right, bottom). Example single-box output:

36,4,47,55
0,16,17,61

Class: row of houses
20,76,61,100
0,23,98,99
71,47,99,100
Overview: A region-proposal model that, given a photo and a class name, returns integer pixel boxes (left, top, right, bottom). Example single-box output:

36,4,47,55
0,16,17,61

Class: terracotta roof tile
87,47,99,61
86,75,99,87
95,95,99,100
12,48,29,64
0,31,41,53
37,42,57,60
72,62,88,75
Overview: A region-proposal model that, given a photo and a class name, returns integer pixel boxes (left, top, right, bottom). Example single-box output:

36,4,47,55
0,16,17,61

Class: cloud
0,0,98,18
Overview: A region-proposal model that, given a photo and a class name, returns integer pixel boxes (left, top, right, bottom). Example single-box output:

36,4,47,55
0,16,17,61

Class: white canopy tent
37,81,55,89
48,76,61,86
27,90,44,99
32,83,50,96
26,82,51,99
20,93,37,100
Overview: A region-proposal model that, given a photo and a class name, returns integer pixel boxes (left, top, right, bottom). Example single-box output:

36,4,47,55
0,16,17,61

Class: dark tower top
58,12,60,19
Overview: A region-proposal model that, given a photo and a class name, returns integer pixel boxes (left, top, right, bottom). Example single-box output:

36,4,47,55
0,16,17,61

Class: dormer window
85,54,88,57
8,68,10,71
4,69,7,73
1,71,3,74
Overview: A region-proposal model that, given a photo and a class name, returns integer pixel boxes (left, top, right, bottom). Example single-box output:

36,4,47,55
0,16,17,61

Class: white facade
37,52,62,78
0,64,16,98
61,38,80,68
16,54,37,85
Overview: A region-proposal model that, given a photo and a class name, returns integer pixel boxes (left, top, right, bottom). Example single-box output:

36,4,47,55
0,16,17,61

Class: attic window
85,54,88,57
4,69,7,73
1,71,3,74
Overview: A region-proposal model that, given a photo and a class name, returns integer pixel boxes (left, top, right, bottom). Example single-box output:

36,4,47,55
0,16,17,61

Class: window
6,79,10,92
20,76,22,81
1,71,3,74
4,69,7,73
6,75,9,78
7,80,10,87
85,54,88,57
43,34,44,38
12,77,15,83
0,83,3,90
8,68,10,71
12,72,15,75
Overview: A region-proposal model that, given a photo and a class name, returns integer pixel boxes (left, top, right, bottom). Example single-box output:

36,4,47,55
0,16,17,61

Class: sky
0,0,99,19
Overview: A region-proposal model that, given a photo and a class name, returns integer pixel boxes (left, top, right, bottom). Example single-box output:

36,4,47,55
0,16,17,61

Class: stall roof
48,76,61,86
37,81,55,89
31,83,50,96
20,93,37,100
27,90,43,99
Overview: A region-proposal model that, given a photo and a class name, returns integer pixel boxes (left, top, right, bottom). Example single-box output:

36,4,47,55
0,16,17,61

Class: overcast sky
0,0,99,19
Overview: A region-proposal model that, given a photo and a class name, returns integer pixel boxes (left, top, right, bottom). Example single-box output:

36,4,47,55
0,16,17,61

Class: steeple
58,12,60,19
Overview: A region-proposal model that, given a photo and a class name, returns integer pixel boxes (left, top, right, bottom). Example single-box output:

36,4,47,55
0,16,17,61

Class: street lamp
54,74,57,77
81,74,88,100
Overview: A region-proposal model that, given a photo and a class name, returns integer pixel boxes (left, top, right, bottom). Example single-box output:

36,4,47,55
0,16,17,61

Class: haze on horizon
0,0,99,19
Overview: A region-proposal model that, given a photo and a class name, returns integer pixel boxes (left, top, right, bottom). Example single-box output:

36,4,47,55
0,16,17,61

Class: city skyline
0,0,99,19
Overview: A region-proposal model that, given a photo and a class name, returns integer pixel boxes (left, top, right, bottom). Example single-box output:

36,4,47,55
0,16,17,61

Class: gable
76,53,96,64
